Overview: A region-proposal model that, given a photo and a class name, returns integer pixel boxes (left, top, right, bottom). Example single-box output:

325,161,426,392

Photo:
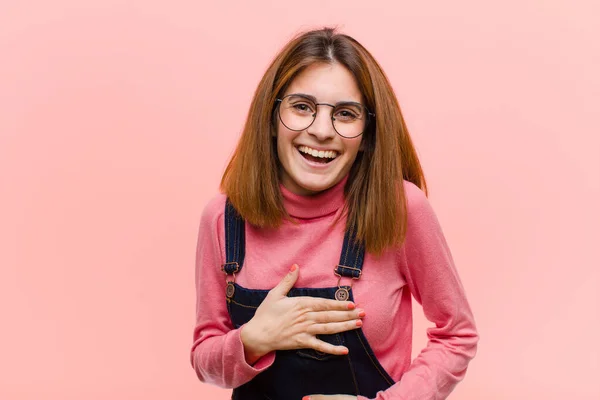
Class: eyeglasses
275,94,375,139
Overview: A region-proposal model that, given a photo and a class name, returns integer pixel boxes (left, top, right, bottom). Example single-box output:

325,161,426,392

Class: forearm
379,182,479,399
190,196,276,388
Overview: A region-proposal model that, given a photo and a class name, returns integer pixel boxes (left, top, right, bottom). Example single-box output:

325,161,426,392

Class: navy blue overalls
221,200,395,400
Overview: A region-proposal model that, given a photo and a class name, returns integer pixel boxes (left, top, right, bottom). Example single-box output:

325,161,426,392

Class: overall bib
221,200,395,400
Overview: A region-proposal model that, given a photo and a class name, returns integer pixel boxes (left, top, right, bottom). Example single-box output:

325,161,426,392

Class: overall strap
335,227,365,279
222,198,245,275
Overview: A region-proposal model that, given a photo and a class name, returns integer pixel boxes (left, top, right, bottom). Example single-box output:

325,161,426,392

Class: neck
280,176,348,220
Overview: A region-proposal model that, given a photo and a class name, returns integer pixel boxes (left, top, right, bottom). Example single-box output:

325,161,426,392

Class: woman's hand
303,395,358,400
240,264,366,363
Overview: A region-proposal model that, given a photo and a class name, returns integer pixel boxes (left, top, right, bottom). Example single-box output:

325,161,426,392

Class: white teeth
298,145,338,159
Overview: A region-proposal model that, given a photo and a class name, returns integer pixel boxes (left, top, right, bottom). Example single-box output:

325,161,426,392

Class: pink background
1,1,598,399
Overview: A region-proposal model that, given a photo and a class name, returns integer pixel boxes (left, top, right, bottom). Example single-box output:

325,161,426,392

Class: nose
307,105,336,141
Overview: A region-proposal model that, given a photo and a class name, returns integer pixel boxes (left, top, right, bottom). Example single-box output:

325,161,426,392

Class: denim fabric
223,200,395,400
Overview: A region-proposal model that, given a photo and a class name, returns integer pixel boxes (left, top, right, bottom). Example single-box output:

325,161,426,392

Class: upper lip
295,144,340,153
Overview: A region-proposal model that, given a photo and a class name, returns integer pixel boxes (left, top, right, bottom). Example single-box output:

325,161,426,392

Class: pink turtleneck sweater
190,177,478,400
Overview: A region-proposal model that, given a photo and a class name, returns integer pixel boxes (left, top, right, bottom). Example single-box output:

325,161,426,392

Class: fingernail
356,319,363,327
290,264,297,272
347,302,356,310
358,309,366,317
302,397,310,400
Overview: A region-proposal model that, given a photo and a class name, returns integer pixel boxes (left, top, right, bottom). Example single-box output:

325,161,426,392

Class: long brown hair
221,27,428,255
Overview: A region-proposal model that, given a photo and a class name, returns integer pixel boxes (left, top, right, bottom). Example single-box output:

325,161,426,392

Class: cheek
344,138,363,160
276,125,296,161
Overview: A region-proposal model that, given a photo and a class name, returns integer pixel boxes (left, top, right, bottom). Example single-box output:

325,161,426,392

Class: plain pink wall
1,1,598,399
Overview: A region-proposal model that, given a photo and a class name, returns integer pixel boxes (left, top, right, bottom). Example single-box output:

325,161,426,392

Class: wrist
240,322,270,363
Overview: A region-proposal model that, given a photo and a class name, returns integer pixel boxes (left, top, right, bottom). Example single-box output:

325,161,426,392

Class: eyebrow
288,92,363,106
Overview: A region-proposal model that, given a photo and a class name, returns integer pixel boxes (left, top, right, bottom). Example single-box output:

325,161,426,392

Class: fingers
267,267,356,312
296,296,355,312
268,264,300,298
306,309,365,324
305,336,349,356
307,319,363,336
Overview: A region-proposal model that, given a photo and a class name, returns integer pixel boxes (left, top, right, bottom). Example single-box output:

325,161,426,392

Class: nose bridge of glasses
312,102,336,120
309,103,338,136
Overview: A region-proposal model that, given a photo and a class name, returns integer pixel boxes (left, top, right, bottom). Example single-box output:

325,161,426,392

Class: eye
291,102,314,114
334,108,359,121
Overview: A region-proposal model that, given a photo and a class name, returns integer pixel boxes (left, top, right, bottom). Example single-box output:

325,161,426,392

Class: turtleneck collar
280,175,348,219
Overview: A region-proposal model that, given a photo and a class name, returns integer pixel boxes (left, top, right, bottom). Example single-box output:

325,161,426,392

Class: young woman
190,28,478,400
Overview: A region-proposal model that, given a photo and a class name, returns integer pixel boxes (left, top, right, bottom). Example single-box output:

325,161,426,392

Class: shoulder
401,179,440,231
198,192,228,231
401,180,430,213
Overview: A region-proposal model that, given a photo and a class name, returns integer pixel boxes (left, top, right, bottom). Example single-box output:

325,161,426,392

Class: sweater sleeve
189,195,275,388
361,183,479,400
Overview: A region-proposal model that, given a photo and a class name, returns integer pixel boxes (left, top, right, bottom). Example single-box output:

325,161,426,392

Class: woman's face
275,62,365,196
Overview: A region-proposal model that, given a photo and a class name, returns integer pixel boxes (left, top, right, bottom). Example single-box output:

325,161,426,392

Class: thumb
269,264,299,298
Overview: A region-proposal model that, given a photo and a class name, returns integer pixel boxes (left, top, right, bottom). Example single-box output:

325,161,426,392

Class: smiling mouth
297,145,339,164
